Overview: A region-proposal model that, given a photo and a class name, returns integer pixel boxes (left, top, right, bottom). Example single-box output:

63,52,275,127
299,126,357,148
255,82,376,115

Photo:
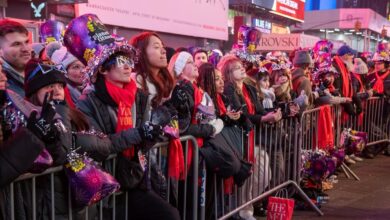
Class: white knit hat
169,51,192,77
46,42,78,69
353,58,368,74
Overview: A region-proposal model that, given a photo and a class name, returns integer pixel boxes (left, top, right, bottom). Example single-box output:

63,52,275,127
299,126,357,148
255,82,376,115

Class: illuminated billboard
77,0,228,40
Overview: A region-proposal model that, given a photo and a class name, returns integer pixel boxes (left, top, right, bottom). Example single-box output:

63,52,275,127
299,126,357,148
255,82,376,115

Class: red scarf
105,80,137,158
64,87,76,109
317,105,334,150
242,85,255,163
333,56,352,98
373,70,390,94
334,56,353,123
187,82,204,170
353,73,364,126
216,94,227,115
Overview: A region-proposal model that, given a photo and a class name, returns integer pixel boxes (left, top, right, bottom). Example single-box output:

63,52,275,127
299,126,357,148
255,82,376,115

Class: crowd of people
0,13,389,220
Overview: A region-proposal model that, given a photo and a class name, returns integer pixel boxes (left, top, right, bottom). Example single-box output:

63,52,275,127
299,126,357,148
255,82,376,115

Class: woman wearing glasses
23,58,114,219
46,42,86,106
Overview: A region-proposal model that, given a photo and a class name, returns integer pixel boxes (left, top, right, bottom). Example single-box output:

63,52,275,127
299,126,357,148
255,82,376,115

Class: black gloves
171,88,189,112
27,93,58,143
138,121,163,141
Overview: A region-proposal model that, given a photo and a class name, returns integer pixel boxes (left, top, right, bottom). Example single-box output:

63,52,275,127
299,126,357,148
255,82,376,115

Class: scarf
334,56,353,122
333,56,352,98
317,105,334,150
353,73,365,126
260,88,275,109
2,60,25,95
64,87,76,109
216,94,227,115
186,82,204,170
242,84,255,163
104,79,137,158
373,70,390,94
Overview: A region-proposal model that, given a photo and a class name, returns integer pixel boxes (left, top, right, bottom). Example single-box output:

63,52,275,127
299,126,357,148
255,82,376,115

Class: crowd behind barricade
0,14,389,220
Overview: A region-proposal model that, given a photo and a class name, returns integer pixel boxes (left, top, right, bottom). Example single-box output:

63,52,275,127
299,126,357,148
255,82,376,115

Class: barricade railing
5,98,388,220
5,135,201,220
214,117,323,220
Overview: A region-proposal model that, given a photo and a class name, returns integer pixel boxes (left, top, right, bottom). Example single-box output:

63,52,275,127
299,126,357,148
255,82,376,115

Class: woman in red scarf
219,55,281,220
197,62,253,219
77,46,180,219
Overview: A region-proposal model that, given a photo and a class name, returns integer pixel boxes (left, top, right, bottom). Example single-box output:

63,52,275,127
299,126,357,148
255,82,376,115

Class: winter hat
293,50,312,65
353,58,368,74
46,42,78,69
168,51,192,77
31,43,45,57
24,59,67,98
337,45,354,56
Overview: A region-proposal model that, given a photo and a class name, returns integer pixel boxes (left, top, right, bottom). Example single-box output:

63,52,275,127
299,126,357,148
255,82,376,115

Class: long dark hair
130,32,175,108
197,62,218,107
28,93,89,131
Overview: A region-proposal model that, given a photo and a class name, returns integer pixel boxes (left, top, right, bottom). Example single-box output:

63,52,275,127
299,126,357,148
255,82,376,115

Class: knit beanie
353,58,368,74
337,45,354,56
293,50,312,65
46,42,79,70
31,43,45,57
24,59,67,98
168,51,192,77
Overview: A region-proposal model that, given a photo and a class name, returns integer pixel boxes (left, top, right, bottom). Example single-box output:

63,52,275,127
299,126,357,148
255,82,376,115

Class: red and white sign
271,0,305,23
256,33,319,51
77,0,228,40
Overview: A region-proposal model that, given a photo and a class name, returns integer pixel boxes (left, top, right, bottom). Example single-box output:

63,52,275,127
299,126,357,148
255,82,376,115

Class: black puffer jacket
169,79,214,138
223,82,266,125
76,80,145,153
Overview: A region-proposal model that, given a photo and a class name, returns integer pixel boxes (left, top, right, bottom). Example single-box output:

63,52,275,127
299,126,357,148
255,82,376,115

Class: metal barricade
213,117,323,220
5,135,201,220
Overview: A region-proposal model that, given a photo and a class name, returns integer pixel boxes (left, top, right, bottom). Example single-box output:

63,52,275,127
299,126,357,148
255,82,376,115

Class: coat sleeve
77,94,142,154
0,127,44,187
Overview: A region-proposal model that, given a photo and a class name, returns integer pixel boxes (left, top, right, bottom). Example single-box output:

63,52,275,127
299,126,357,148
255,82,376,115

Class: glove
171,88,189,112
208,118,224,137
138,121,163,141
27,92,59,143
293,91,309,108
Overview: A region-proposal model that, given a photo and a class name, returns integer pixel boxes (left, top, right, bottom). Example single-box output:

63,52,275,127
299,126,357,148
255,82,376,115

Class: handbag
116,154,144,190
29,148,53,173
64,148,120,207
267,189,295,220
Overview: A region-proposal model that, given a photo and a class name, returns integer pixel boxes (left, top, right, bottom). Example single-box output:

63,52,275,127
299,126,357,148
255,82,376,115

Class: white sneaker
239,210,256,220
345,155,356,164
350,155,363,162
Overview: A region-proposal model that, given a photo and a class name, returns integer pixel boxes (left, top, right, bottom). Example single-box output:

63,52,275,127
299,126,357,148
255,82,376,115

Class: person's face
0,61,7,90
231,61,246,81
259,77,270,89
0,32,31,71
214,69,224,94
324,73,334,85
103,56,133,88
37,83,65,105
194,52,208,68
146,35,167,69
181,57,198,82
276,73,288,85
66,60,85,86
342,53,354,63
374,61,385,72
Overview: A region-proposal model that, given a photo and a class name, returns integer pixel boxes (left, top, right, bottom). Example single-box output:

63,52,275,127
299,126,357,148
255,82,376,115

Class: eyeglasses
104,55,134,69
374,62,384,65
27,63,66,82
